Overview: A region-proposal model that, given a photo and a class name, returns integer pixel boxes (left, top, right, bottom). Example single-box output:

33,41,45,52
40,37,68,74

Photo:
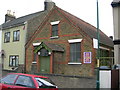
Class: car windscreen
35,77,57,88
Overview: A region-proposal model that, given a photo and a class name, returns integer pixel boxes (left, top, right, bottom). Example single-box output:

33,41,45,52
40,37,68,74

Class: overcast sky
0,0,114,37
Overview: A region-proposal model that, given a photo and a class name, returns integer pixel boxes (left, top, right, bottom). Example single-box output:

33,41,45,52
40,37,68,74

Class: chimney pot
45,0,52,2
5,10,16,23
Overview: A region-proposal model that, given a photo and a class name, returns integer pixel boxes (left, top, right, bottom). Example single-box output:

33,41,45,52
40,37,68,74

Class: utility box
99,66,119,88
100,67,111,88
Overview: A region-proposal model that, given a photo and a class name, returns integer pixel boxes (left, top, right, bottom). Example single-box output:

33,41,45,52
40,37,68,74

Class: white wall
113,5,120,64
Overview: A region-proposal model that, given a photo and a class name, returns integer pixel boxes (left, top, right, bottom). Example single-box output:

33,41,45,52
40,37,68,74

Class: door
40,56,50,73
111,69,119,88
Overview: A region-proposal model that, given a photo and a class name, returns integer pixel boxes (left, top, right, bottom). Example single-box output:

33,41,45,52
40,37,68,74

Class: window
52,24,58,37
15,75,35,88
33,53,37,62
0,74,18,85
35,77,56,88
100,49,109,57
70,42,81,62
9,56,19,67
40,48,49,56
33,43,41,63
4,32,10,43
13,30,20,41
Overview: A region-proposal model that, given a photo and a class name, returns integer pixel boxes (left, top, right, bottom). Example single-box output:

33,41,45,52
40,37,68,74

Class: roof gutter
2,22,26,30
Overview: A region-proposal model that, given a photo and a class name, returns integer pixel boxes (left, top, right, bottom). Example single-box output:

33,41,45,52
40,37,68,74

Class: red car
0,73,58,89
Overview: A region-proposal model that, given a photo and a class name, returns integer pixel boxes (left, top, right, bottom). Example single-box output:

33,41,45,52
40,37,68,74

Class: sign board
83,52,92,63
93,38,98,49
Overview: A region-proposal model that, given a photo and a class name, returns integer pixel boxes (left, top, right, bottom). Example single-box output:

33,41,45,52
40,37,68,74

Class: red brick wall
25,8,95,77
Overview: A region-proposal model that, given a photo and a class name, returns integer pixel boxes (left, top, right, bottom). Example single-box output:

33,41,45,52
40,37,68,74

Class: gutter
2,22,25,30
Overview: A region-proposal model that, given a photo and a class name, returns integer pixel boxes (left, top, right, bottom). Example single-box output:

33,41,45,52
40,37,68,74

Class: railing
98,57,114,68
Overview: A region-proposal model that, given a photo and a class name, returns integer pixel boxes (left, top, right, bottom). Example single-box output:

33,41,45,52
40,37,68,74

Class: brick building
0,0,54,71
25,2,113,77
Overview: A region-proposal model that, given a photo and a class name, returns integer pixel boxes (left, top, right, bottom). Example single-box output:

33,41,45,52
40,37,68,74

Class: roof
45,42,64,52
56,7,113,47
34,42,64,53
2,10,47,29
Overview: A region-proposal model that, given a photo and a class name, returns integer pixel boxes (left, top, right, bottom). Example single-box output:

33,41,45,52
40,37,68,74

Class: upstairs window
52,24,58,37
50,21,60,38
13,30,20,41
4,32,10,43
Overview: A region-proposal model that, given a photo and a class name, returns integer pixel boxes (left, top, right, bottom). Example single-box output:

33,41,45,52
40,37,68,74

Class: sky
0,0,114,37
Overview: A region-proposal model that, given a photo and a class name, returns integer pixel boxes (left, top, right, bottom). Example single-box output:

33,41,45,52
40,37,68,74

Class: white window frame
68,39,82,43
4,32,10,43
50,21,60,39
50,21,60,25
9,55,19,67
68,39,82,65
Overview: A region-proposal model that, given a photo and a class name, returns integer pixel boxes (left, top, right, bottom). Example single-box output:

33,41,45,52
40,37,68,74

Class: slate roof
56,7,113,47
45,42,64,52
2,4,113,48
2,10,47,29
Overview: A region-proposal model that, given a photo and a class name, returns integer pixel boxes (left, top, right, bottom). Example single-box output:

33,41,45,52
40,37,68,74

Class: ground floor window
70,42,81,62
100,49,109,57
9,55,19,67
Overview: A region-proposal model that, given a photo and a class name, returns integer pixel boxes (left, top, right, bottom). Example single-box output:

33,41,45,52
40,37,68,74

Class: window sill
4,41,10,43
50,36,59,39
9,66,18,67
32,61,37,64
68,62,82,65
13,40,20,42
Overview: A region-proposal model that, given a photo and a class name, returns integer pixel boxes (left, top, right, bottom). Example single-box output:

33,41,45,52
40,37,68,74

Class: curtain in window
70,42,81,62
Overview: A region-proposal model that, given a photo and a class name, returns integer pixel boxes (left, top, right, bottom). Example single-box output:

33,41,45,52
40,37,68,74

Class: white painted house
111,0,120,64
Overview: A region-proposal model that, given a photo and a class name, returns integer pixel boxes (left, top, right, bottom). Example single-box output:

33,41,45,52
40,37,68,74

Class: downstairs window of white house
70,42,81,62
9,56,19,67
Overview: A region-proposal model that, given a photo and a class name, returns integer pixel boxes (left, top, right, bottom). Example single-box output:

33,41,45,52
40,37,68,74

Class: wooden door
39,56,50,74
111,69,119,89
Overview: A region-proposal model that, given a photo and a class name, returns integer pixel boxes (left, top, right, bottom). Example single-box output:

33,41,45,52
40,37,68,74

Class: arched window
40,48,49,56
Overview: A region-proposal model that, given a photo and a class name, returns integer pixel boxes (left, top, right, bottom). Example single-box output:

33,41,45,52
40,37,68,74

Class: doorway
39,56,50,73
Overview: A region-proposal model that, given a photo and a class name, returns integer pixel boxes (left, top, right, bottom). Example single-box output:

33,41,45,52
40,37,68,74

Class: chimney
44,0,55,11
5,10,16,23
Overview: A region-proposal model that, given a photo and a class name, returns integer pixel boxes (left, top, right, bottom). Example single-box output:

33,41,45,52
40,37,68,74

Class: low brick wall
33,73,96,88
2,70,96,88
